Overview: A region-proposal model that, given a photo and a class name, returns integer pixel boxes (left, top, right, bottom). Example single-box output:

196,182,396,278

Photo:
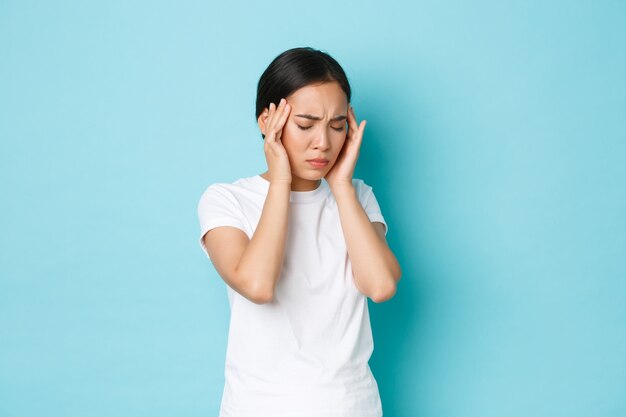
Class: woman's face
260,81,349,188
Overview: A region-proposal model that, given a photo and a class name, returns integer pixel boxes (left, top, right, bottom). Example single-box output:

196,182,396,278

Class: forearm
236,182,290,299
333,184,401,301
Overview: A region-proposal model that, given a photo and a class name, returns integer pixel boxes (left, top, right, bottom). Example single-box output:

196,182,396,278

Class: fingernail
280,98,285,105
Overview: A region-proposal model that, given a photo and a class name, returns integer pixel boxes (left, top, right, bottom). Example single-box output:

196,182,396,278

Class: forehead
286,81,347,110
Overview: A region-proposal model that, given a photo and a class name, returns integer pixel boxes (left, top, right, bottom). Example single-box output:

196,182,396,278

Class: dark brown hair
255,47,352,139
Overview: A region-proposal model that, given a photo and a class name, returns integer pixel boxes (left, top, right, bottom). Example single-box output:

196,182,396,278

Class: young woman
197,46,401,417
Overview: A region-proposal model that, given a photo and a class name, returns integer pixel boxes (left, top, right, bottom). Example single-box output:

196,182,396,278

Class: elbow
236,267,276,304
370,279,398,303
246,282,275,305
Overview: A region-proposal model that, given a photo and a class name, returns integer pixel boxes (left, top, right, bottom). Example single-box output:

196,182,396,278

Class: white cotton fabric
197,174,388,417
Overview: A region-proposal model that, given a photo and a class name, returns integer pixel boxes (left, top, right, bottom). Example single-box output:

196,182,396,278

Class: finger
269,99,288,139
267,99,286,139
266,102,277,141
275,101,291,132
357,120,367,143
262,105,272,139
347,105,359,134
348,106,357,125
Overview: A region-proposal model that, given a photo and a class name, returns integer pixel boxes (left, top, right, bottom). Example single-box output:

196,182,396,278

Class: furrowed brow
295,114,347,122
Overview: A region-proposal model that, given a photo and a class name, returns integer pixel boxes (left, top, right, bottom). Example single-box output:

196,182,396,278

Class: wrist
330,181,356,198
268,181,292,193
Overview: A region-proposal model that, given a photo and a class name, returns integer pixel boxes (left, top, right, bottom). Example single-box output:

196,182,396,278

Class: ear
257,108,269,135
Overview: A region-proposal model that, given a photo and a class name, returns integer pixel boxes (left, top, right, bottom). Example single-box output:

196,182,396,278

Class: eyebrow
295,114,347,122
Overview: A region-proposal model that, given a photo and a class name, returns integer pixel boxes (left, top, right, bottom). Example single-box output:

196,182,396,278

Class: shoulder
199,182,236,202
350,177,369,190
350,177,375,198
198,174,267,210
199,175,257,198
197,177,246,208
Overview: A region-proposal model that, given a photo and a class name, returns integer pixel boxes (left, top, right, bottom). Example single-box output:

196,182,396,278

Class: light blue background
1,1,625,416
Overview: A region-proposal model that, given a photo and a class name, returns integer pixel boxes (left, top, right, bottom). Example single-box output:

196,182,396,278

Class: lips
307,158,329,163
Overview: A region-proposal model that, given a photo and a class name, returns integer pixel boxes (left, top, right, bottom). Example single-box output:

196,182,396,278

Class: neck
260,172,322,191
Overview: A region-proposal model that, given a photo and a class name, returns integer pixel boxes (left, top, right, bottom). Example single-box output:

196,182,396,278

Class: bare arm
204,98,293,304
332,183,401,303
202,181,290,304
234,181,290,302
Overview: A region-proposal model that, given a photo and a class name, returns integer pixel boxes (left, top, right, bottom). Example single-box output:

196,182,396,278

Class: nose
313,128,330,150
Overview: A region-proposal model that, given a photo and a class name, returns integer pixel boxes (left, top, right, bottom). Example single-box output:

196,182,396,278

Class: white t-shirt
197,174,388,417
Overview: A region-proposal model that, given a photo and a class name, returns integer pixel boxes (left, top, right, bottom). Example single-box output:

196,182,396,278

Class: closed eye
297,125,345,132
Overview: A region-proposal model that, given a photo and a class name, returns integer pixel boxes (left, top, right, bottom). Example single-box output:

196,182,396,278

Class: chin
295,169,326,180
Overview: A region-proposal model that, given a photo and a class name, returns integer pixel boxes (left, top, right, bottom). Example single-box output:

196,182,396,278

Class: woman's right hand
262,98,292,184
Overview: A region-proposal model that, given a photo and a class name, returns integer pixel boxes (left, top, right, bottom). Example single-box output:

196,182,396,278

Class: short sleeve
356,180,388,236
197,184,247,259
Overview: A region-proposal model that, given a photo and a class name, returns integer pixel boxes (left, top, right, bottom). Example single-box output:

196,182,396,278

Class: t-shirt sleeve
357,180,388,236
197,184,247,259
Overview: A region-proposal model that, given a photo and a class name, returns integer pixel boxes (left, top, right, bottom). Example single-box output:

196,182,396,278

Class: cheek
332,136,347,152
284,120,307,139
279,133,301,159
282,121,298,138
281,124,307,148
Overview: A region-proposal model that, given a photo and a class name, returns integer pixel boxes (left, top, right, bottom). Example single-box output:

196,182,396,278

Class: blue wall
1,1,624,416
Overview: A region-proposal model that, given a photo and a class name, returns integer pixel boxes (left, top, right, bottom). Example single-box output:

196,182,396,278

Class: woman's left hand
325,105,366,190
